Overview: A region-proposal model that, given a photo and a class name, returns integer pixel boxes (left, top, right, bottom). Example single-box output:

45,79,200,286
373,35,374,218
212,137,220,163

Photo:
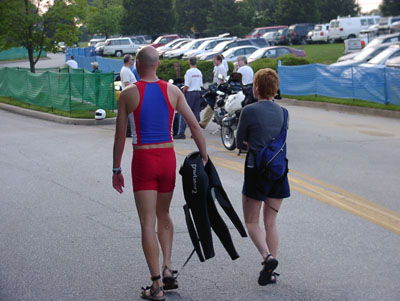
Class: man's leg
263,198,283,258
199,104,214,129
134,190,163,297
156,192,174,273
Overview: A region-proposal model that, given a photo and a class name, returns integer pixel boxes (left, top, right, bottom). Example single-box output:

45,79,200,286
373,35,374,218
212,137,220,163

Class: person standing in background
66,55,78,69
234,56,254,85
174,57,203,139
199,54,227,129
120,54,137,138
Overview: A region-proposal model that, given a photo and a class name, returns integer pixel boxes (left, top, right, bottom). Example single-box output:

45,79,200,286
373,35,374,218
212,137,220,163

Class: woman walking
236,68,290,286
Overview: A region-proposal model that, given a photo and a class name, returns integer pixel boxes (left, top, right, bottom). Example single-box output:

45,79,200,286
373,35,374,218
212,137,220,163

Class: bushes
250,54,313,73
157,55,312,82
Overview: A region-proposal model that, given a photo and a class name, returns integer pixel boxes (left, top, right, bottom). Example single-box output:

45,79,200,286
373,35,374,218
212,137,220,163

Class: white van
103,37,141,57
311,24,330,43
328,16,381,41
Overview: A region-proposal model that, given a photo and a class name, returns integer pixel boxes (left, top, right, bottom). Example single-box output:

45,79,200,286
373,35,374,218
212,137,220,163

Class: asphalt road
0,103,399,301
0,53,66,69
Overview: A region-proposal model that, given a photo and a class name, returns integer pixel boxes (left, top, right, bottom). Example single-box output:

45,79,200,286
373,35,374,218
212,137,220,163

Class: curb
0,103,116,125
277,98,400,119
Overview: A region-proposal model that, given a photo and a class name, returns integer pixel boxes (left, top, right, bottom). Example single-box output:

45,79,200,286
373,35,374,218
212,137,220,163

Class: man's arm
174,86,208,163
112,92,129,193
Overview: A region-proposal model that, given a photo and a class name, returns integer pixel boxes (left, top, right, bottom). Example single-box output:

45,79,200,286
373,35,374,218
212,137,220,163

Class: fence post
351,66,355,102
383,67,389,105
69,72,72,113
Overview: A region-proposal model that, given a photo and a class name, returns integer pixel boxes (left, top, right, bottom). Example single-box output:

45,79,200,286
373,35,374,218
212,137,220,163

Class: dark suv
287,23,315,45
275,28,289,45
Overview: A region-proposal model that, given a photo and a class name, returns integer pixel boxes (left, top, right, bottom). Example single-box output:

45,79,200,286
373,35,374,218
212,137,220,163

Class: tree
85,0,123,38
380,0,400,17
274,0,320,25
0,0,86,73
175,0,211,35
206,0,247,37
318,0,360,23
120,0,174,36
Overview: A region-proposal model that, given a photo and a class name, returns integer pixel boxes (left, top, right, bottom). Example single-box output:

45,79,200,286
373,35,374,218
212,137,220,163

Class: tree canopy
0,0,86,72
120,0,174,36
85,0,123,38
379,0,400,17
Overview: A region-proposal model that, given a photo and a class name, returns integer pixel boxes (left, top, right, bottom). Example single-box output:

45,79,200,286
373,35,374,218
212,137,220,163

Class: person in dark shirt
237,68,290,286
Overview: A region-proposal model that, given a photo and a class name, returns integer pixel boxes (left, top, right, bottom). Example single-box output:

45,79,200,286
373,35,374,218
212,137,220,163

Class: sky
358,0,382,13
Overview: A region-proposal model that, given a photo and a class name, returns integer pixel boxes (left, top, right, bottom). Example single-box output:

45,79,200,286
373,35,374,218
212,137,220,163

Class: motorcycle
220,83,245,150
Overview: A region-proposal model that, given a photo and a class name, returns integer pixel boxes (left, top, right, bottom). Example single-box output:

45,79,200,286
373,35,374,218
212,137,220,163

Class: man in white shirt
120,54,137,137
66,56,78,69
199,54,227,129
234,56,254,85
175,57,203,139
120,54,137,89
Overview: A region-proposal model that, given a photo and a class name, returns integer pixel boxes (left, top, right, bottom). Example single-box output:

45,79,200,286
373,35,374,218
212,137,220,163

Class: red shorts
131,148,176,193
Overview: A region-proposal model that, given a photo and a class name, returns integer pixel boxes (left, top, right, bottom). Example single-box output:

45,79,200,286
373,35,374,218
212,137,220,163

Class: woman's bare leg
263,197,283,258
242,194,270,259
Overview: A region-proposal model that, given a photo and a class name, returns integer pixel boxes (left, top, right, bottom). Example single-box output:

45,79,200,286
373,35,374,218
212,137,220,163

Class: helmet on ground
95,109,106,120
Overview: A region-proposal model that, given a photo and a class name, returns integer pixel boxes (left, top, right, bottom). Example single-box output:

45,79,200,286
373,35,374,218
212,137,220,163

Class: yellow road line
175,146,400,235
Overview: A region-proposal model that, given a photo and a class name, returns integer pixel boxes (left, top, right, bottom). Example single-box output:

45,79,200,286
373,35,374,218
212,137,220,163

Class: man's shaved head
136,46,159,67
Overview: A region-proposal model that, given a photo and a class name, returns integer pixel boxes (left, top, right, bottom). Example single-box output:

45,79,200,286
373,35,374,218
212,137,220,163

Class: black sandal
162,266,178,290
258,254,279,286
267,272,280,284
141,275,165,301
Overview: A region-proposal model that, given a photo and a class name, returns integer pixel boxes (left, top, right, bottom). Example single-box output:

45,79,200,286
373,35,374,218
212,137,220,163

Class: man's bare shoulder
119,84,140,112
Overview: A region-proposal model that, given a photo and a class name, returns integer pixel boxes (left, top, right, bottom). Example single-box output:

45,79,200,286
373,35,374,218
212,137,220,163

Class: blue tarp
65,49,140,79
278,64,400,105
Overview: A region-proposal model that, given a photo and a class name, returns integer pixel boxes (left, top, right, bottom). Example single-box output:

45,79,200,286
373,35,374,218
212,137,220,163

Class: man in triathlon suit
112,46,208,301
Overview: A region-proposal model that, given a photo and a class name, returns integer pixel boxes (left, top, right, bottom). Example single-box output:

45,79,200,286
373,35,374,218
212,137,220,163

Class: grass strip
283,94,400,111
0,96,117,118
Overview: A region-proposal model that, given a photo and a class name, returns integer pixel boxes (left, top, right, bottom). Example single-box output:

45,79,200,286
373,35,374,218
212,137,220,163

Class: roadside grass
283,94,400,111
291,43,344,64
0,96,117,118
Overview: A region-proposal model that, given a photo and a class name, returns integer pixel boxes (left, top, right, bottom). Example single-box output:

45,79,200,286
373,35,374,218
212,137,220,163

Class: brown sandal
162,266,178,290
141,275,165,301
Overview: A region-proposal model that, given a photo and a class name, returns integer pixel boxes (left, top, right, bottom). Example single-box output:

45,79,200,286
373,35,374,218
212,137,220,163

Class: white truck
328,16,381,42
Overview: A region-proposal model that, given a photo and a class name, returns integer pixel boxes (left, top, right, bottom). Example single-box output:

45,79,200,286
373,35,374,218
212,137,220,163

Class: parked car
385,56,400,68
377,16,400,35
287,23,315,45
94,42,106,56
311,24,330,43
262,32,278,45
164,38,213,59
157,38,191,56
199,38,268,59
359,43,400,67
245,26,287,38
57,42,66,52
183,37,233,59
247,46,305,64
328,16,380,42
338,33,400,61
88,37,106,47
275,28,289,45
332,43,395,66
221,45,259,62
103,37,141,57
148,34,179,48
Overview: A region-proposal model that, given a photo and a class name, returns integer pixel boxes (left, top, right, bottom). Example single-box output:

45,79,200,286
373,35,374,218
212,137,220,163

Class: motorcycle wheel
221,126,236,151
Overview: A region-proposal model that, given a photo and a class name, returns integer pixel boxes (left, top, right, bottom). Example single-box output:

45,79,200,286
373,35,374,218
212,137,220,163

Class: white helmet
95,109,106,120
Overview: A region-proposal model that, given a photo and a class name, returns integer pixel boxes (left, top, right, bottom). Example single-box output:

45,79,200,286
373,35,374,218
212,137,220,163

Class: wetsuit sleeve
236,106,249,150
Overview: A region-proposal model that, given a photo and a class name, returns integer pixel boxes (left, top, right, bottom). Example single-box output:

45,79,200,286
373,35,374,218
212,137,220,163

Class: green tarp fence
0,47,47,61
0,67,117,111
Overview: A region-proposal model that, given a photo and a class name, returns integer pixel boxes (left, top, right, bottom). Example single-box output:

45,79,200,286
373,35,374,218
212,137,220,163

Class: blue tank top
131,80,174,145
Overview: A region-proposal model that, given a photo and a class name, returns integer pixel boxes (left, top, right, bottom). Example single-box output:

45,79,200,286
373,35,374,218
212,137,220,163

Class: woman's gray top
236,100,286,153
